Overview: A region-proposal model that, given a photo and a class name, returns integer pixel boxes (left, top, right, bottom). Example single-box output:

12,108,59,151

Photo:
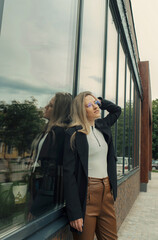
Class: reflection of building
0,140,30,161
0,0,152,239
0,142,18,159
0,141,30,183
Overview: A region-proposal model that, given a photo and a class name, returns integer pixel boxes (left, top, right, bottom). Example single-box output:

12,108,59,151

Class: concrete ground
118,172,158,240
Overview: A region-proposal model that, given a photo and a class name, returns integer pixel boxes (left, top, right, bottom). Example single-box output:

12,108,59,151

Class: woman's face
43,97,55,120
84,95,101,123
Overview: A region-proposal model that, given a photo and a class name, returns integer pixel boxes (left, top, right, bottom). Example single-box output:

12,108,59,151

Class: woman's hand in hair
97,98,101,106
92,95,102,107
70,218,83,232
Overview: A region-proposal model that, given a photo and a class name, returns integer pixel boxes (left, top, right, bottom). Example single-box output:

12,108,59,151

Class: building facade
0,0,152,239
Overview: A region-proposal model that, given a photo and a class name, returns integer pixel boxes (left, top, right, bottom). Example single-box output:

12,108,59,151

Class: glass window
129,78,134,170
133,85,137,167
133,87,140,168
116,43,125,177
0,1,4,34
0,0,78,237
137,96,141,167
0,0,77,104
124,64,130,174
78,0,106,97
0,141,3,153
105,8,118,143
105,8,118,103
116,45,140,178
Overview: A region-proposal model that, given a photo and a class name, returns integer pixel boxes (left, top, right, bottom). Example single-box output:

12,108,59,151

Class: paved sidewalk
118,172,158,240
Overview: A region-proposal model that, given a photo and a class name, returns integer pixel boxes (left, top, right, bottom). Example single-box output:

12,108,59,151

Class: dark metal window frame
132,83,136,168
0,0,4,35
114,30,120,153
122,56,127,175
72,0,83,98
102,0,109,101
128,70,132,171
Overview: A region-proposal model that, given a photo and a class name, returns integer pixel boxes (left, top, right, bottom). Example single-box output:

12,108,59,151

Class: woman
28,92,72,219
63,91,121,240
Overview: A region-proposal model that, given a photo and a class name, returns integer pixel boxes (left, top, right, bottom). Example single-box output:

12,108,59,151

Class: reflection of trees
152,99,158,160
0,98,46,166
117,102,133,159
117,109,123,156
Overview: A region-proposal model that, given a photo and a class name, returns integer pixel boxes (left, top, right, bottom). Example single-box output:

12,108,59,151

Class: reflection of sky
118,44,125,108
0,0,77,106
78,0,105,97
0,76,53,94
0,0,131,108
105,9,117,103
0,75,55,106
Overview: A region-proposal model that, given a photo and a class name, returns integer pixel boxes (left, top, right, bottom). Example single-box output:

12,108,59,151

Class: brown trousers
73,177,117,240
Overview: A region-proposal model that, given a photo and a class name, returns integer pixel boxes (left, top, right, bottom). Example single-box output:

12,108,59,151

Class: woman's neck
88,120,95,127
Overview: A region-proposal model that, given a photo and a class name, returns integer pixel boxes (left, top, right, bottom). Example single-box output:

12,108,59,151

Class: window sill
3,207,68,240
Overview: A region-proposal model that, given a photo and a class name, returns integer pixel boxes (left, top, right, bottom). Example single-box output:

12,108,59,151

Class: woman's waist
88,176,109,184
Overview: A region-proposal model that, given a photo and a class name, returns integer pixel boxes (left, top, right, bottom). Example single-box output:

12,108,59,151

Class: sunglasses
86,100,101,108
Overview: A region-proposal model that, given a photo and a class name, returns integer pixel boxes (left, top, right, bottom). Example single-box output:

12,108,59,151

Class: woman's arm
63,132,83,231
98,97,121,126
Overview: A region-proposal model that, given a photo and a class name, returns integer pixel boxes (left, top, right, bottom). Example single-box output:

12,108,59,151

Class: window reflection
117,43,125,177
105,9,117,103
130,79,134,170
0,100,45,235
78,0,106,96
0,0,77,105
105,8,118,142
133,87,140,168
0,0,77,237
124,65,130,173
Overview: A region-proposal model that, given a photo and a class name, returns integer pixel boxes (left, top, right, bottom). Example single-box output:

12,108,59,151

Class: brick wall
50,225,73,240
115,170,140,230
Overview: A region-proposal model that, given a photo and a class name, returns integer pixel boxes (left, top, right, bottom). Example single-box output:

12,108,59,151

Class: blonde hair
46,92,72,132
31,92,72,158
69,91,94,148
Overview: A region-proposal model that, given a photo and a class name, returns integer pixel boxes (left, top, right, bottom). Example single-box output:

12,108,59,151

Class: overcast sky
1,1,157,103
0,0,77,106
131,0,158,100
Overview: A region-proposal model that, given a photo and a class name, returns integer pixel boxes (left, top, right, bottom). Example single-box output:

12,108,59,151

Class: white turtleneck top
87,126,108,178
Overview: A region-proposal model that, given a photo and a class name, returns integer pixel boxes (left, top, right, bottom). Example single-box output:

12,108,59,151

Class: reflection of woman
28,92,72,220
63,91,121,240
